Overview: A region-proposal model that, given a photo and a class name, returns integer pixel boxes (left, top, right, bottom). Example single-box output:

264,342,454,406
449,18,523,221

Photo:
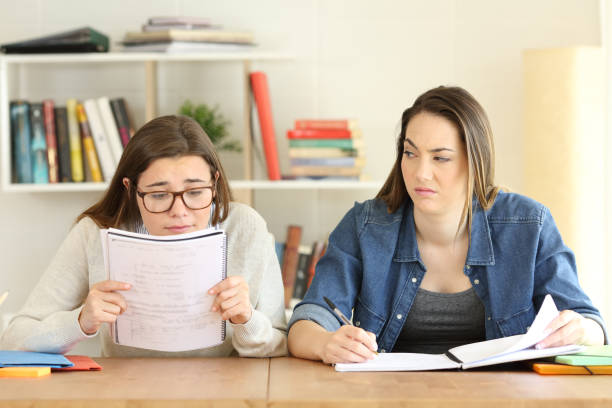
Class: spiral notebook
101,227,227,352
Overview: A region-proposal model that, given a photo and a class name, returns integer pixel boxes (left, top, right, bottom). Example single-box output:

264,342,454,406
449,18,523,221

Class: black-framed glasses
136,185,215,213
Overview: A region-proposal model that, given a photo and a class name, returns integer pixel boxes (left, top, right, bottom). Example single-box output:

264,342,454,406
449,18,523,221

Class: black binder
1,27,109,54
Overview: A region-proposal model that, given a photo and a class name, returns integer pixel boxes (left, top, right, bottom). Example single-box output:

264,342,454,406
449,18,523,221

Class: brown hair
376,86,499,236
78,115,232,229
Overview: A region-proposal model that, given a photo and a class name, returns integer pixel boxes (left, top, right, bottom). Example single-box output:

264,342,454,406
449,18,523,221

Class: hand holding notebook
100,227,227,352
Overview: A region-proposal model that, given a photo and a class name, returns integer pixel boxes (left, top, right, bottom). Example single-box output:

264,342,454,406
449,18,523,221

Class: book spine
117,97,135,138
306,242,327,288
42,100,59,183
84,99,116,181
29,103,49,183
10,101,33,183
76,103,103,182
66,99,84,182
294,119,356,130
292,245,312,300
290,157,364,167
250,72,281,180
97,97,124,164
55,107,72,182
288,147,359,158
287,129,357,140
289,139,363,149
290,166,362,177
281,225,302,308
110,98,130,147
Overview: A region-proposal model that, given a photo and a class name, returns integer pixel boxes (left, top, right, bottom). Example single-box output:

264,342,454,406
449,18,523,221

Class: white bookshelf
0,51,379,195
0,51,290,193
2,179,384,193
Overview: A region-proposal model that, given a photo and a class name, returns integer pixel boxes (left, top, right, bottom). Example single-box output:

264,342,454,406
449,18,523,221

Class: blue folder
0,351,74,368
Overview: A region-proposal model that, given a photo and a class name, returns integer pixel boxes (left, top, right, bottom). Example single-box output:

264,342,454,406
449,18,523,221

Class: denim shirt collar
393,199,495,266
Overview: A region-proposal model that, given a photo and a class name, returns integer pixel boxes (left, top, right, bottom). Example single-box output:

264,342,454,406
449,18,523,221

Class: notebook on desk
335,295,583,372
101,227,227,352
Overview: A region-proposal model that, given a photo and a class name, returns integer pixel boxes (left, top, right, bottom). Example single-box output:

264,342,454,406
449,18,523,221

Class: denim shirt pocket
353,297,386,336
496,304,536,337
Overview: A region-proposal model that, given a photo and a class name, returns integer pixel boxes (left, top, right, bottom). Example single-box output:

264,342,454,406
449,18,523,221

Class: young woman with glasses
1,115,287,357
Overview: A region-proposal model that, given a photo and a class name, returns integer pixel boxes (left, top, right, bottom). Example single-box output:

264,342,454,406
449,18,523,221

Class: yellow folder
532,362,612,375
0,366,51,377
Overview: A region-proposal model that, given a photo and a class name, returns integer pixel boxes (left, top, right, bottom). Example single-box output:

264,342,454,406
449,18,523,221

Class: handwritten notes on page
101,228,227,352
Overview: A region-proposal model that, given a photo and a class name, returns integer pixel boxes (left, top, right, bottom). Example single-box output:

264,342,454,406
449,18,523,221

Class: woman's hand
78,280,131,335
319,325,378,364
209,276,252,325
536,309,604,349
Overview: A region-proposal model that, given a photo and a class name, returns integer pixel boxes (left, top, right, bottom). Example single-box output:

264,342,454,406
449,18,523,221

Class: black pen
323,296,378,355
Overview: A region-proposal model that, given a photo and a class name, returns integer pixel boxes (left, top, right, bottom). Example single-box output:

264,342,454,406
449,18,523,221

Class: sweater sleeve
0,218,97,353
225,203,288,357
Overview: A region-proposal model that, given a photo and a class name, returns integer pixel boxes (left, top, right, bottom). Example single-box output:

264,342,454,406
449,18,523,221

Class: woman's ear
122,177,131,191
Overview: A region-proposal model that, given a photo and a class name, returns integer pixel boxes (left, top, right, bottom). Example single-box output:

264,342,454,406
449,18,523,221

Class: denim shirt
289,191,607,352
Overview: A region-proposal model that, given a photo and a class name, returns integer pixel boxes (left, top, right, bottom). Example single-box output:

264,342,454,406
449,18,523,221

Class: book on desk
335,294,583,372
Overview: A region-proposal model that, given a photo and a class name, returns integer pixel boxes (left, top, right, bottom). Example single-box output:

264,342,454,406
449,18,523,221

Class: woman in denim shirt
288,86,606,364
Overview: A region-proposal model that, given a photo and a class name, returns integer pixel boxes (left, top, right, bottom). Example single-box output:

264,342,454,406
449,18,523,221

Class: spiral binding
220,232,228,341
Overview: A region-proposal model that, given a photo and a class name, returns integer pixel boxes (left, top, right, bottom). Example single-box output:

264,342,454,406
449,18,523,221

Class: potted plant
179,100,242,152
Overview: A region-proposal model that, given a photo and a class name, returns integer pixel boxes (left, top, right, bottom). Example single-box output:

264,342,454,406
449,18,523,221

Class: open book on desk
101,227,227,352
335,294,583,372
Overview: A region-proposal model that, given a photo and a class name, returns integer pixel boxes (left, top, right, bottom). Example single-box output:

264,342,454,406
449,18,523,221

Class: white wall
0,0,604,353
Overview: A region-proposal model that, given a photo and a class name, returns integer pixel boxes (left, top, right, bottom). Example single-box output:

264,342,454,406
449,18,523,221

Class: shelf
0,51,293,64
230,180,383,190
3,180,384,193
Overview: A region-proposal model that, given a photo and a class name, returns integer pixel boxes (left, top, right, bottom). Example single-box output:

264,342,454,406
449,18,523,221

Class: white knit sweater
0,202,288,357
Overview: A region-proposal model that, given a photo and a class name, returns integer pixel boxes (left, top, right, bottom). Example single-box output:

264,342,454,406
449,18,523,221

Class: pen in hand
323,296,378,355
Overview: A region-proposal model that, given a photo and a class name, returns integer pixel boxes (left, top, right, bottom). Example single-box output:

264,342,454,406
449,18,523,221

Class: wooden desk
0,357,269,408
2,357,612,407
268,357,612,408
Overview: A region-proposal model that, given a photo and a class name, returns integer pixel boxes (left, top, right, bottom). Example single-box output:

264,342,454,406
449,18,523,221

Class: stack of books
287,119,365,180
274,225,327,309
121,16,256,53
10,97,133,184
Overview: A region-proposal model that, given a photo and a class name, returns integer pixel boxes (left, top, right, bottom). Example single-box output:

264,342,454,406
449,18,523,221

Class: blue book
0,350,74,368
30,103,49,183
10,101,33,183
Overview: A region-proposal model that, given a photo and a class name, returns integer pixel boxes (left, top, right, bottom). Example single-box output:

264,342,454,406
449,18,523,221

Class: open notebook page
101,227,226,352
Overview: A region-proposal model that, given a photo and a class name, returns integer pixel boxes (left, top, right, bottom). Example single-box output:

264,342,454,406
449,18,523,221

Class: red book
42,99,59,183
250,71,281,180
295,119,357,130
281,225,302,308
287,129,360,140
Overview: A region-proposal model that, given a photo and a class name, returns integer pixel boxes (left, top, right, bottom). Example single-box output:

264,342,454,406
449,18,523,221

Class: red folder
250,71,281,180
52,355,102,371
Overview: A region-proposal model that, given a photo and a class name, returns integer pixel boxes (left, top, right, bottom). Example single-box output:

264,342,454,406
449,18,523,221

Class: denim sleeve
533,207,608,344
287,202,366,332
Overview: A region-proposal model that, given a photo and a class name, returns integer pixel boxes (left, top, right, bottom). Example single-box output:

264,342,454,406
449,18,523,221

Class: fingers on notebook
94,280,131,292
208,276,242,295
209,276,252,324
537,310,585,349
324,326,378,363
